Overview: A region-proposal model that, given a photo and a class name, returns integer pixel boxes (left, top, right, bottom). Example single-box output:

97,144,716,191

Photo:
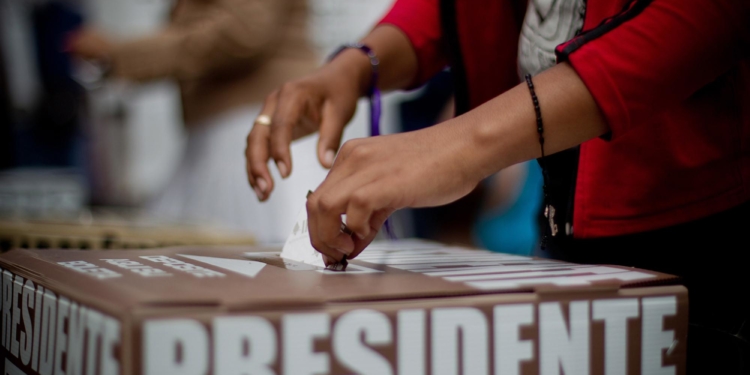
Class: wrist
327,47,374,98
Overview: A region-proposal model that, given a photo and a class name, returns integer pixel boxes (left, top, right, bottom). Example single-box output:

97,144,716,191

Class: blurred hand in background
66,28,113,63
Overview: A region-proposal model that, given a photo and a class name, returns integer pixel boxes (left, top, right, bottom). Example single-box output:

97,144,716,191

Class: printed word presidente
145,297,678,375
1,269,120,375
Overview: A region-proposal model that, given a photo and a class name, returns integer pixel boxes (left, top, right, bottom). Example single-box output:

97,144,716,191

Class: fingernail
336,247,353,256
324,150,335,167
254,186,264,200
257,178,268,192
335,237,355,255
277,161,288,177
355,232,366,240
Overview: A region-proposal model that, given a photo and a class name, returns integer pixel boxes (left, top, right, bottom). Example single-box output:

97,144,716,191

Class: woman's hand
245,54,367,201
245,25,419,202
305,120,486,262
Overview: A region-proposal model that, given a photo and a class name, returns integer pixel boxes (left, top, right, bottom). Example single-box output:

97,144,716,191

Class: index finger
269,84,308,179
306,191,353,262
246,91,279,200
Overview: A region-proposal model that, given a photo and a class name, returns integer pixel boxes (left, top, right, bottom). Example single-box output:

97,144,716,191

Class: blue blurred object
397,70,472,241
472,161,543,255
396,70,543,251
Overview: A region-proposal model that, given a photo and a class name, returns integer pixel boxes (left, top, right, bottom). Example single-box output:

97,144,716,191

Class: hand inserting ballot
307,190,351,271
304,119,479,263
307,191,390,271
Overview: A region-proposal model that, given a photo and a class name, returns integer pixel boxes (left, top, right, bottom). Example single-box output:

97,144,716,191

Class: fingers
246,92,278,201
250,78,352,191
269,83,305,179
308,183,395,262
65,29,112,60
344,183,395,241
321,253,338,267
306,192,354,262
304,138,379,256
307,165,397,261
62,30,79,53
348,208,394,260
318,101,346,168
245,126,274,201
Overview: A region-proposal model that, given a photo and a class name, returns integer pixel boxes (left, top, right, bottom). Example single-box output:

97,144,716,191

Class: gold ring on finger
254,114,272,127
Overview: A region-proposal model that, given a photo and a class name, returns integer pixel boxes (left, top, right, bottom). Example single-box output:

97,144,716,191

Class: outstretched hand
66,28,113,62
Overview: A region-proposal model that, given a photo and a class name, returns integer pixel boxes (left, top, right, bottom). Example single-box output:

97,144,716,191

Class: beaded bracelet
525,74,557,247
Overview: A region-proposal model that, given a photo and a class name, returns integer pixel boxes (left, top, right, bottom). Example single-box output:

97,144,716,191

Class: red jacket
379,0,750,238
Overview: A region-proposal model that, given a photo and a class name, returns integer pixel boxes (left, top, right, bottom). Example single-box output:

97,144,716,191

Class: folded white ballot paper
280,205,328,268
281,189,394,272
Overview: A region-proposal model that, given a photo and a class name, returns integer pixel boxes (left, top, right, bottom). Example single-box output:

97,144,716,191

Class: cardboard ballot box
0,240,686,375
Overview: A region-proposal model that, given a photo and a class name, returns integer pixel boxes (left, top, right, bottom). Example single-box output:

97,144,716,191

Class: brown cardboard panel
0,242,678,309
0,240,686,375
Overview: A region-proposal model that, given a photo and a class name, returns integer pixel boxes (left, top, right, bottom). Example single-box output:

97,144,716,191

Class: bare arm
469,63,607,179
305,62,607,262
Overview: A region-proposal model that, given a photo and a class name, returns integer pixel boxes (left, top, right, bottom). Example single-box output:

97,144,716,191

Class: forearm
459,62,608,180
110,31,183,82
326,25,419,97
112,0,287,82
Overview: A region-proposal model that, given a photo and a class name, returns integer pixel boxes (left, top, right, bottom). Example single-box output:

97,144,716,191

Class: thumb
317,101,347,169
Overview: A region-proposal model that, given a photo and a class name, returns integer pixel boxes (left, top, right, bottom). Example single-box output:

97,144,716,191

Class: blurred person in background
472,160,542,255
67,0,317,240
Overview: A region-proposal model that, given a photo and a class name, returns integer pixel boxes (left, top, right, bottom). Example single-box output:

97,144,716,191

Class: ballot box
0,239,686,375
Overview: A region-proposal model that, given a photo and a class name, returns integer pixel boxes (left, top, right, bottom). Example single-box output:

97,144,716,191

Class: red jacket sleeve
378,0,448,87
557,0,750,139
